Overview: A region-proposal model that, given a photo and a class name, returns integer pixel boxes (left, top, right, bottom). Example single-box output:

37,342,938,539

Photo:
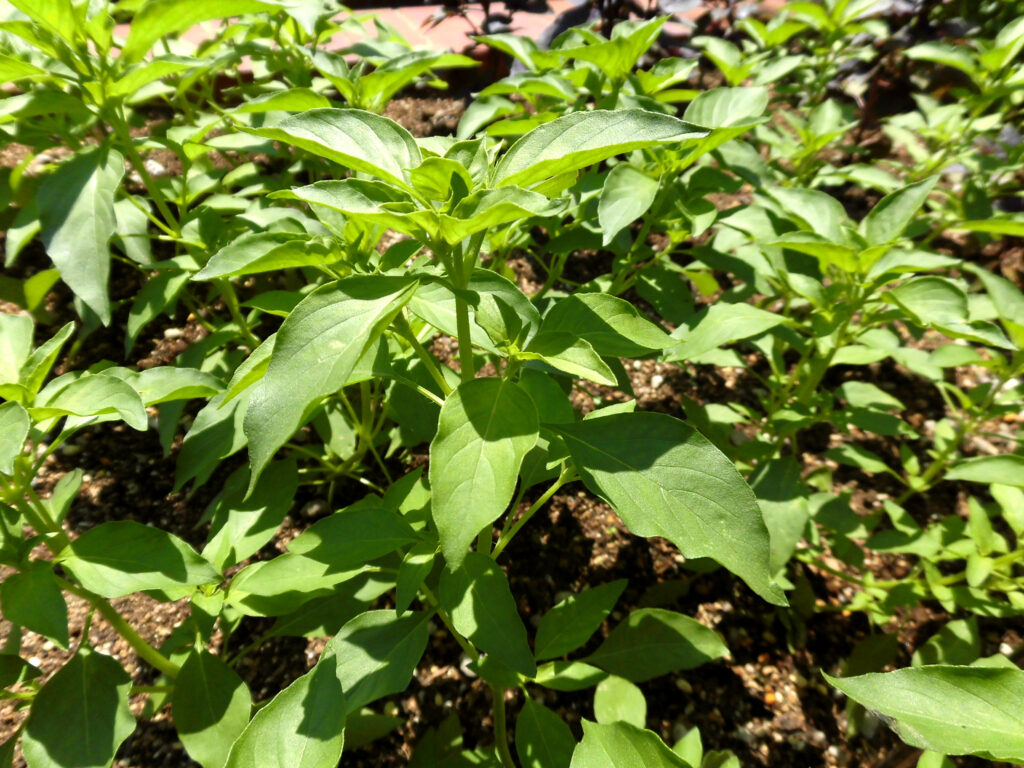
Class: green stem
420,584,479,663
216,279,260,349
394,312,452,396
108,110,180,236
58,578,181,678
492,467,575,560
491,685,517,768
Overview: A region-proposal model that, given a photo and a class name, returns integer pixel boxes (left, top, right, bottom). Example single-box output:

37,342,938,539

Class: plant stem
57,578,181,678
108,110,180,236
492,467,575,560
216,279,260,349
420,584,479,663
394,312,452,396
491,684,517,768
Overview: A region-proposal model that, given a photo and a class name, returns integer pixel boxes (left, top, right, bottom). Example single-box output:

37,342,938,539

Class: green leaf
683,86,768,128
396,538,438,615
535,661,608,691
516,698,575,768
59,520,220,598
540,294,672,358
905,43,979,78
861,176,938,246
325,610,431,714
33,372,148,430
836,381,904,411
594,675,646,728
521,333,617,386
203,461,298,571
226,555,367,617
173,650,252,768
912,619,980,667
0,401,29,474
194,232,333,280
887,276,968,327
244,276,416,489
945,455,1024,488
534,580,627,660
21,647,135,768
0,562,68,648
440,187,563,244
0,53,47,84
123,0,278,62
493,110,706,189
224,655,346,768
245,108,421,187
439,552,536,677
569,720,687,768
429,379,538,567
123,366,222,405
585,608,727,682
825,666,1024,761
669,303,785,360
553,413,784,605
598,165,659,246
0,313,34,387
231,88,332,114
955,216,1024,238
38,147,124,324
287,500,416,568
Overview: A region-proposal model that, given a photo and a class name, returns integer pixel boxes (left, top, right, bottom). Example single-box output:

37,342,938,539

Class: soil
3,49,1024,768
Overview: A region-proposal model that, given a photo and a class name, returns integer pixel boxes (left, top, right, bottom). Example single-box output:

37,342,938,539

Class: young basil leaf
669,302,787,360
38,147,124,325
58,520,220,598
244,276,417,491
570,720,688,768
439,552,536,677
516,697,575,768
553,413,785,605
396,538,438,615
325,610,431,714
226,555,367,617
123,0,278,62
33,372,148,431
825,666,1024,762
224,655,346,768
172,650,252,768
534,579,627,661
520,333,617,387
21,646,135,768
585,608,727,682
887,276,968,327
430,378,539,566
193,232,333,281
493,110,707,189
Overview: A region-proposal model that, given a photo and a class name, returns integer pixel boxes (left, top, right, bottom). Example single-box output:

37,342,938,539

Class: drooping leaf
825,666,1024,761
586,608,727,682
553,413,785,604
598,165,659,246
0,401,29,475
59,520,220,598
0,562,68,648
430,378,538,566
173,650,252,768
438,553,536,677
38,147,124,324
21,647,135,768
